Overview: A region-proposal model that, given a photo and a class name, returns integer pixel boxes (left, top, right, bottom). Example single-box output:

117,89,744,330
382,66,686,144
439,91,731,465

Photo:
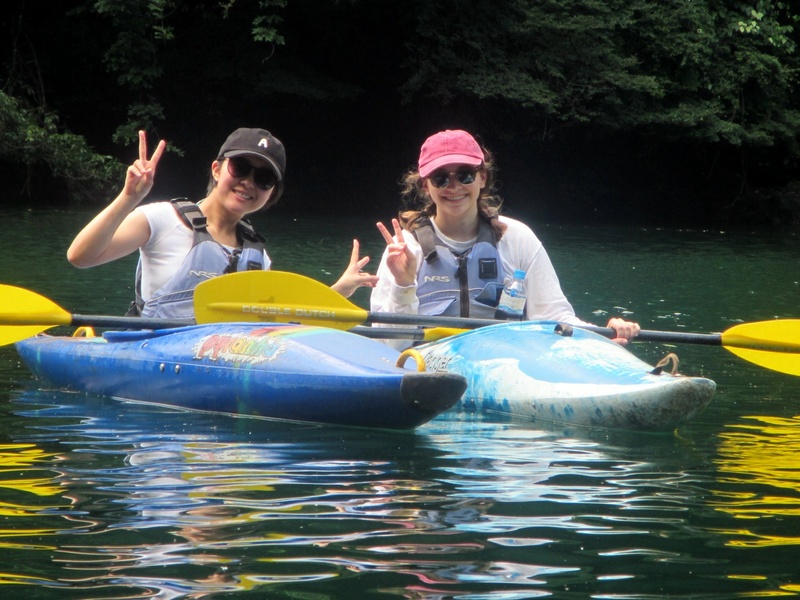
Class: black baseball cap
217,128,286,181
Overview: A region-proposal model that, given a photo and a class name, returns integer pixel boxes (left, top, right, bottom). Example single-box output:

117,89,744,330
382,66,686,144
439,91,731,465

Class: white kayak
407,321,716,431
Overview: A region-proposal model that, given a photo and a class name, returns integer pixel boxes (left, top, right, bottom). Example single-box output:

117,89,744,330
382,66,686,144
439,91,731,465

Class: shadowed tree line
2,0,799,227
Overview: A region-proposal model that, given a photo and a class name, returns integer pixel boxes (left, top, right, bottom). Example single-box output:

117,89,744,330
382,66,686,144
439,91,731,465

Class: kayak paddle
3,273,799,376
0,284,193,346
194,271,800,376
0,280,469,348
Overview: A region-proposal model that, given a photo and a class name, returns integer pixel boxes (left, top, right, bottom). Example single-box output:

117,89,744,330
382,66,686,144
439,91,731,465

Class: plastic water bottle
495,269,527,320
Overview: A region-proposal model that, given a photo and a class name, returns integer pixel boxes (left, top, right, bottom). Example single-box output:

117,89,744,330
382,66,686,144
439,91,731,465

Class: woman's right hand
376,218,417,287
124,130,166,202
66,131,164,268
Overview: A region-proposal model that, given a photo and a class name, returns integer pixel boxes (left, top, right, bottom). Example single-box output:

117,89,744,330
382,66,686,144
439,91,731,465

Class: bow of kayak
14,323,466,430
412,321,716,431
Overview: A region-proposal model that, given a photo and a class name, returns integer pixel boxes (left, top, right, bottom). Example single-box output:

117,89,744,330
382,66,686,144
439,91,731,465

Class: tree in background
402,1,799,181
0,89,122,202
2,0,294,204
1,0,798,224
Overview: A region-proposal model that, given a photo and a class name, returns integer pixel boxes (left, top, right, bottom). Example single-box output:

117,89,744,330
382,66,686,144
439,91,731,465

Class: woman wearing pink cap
371,129,639,347
68,128,378,319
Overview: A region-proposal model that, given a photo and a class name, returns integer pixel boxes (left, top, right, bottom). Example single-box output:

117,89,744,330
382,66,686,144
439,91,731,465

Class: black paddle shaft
69,315,195,329
364,312,724,346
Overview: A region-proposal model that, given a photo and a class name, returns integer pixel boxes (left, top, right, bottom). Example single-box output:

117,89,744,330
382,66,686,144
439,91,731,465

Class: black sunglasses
226,156,278,191
428,167,479,189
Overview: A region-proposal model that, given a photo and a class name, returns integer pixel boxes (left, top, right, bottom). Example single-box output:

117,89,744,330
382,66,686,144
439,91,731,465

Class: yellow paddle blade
0,324,51,346
194,271,370,330
420,327,469,341
722,320,800,377
0,284,72,345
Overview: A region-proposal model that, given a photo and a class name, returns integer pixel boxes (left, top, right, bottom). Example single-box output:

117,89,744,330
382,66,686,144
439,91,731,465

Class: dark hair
397,142,507,240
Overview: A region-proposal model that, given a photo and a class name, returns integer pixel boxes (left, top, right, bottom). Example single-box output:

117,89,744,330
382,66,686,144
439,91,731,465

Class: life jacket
412,218,512,318
127,199,267,319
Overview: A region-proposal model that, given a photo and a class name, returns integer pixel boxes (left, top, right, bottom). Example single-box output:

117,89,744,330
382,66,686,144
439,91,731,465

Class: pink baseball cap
418,130,484,177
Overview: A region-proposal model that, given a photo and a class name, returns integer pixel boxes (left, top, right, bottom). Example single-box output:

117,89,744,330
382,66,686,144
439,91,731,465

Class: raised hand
66,130,167,268
376,218,417,287
330,239,380,298
123,130,167,202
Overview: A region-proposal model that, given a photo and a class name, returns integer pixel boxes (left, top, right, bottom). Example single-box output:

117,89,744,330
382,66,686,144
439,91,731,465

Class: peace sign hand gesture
376,218,417,287
123,130,167,203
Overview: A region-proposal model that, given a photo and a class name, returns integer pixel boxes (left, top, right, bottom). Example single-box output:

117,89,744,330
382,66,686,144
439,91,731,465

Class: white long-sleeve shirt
369,216,592,348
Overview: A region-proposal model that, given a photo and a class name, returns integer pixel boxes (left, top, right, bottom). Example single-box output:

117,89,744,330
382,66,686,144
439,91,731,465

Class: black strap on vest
173,199,211,240
455,251,471,316
414,221,439,264
171,199,267,248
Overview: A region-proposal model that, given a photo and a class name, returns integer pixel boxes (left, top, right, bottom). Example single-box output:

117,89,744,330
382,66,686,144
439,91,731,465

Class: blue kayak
409,321,716,431
14,323,466,430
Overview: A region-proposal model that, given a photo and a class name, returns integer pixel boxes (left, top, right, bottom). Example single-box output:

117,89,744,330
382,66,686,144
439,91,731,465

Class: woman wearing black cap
67,128,377,319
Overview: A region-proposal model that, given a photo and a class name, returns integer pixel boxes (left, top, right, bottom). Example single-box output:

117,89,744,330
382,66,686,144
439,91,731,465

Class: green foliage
402,0,800,154
252,0,287,44
91,0,173,144
0,90,123,203
90,0,288,146
1,0,798,216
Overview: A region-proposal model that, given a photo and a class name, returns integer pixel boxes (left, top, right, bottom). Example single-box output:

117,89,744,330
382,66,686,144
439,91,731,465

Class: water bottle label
497,292,525,317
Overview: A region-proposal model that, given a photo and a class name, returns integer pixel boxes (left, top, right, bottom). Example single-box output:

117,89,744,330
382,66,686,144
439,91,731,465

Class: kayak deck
413,321,716,431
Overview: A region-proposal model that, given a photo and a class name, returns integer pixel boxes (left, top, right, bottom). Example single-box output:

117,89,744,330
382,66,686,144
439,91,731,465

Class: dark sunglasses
428,167,480,188
226,156,278,191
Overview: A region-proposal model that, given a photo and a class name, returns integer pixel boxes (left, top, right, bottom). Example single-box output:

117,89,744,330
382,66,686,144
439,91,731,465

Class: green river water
0,209,798,599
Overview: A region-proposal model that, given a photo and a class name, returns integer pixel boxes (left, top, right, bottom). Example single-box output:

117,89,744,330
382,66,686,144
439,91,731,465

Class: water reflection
4,388,417,596
0,442,66,541
711,414,800,549
0,387,728,598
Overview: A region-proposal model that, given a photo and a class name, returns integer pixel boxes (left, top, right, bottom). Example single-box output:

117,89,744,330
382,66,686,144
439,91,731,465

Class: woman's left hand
330,239,380,298
606,317,641,345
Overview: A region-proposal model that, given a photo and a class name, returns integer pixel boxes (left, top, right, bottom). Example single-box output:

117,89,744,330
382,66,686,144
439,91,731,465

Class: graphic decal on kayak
424,352,454,373
192,332,286,365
